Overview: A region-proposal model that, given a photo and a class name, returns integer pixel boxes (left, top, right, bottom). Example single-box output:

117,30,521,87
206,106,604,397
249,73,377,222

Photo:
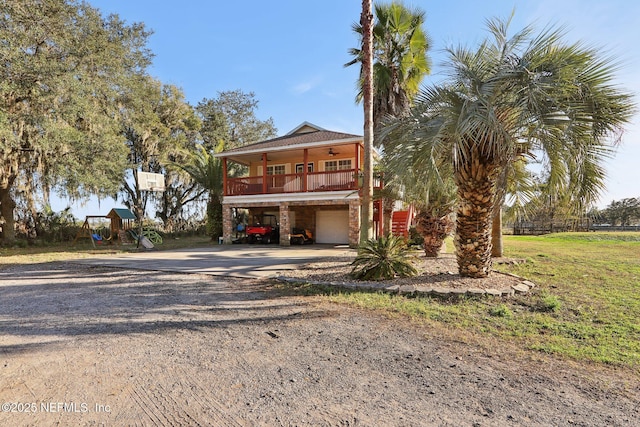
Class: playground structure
73,169,166,248
72,215,111,247
72,208,162,248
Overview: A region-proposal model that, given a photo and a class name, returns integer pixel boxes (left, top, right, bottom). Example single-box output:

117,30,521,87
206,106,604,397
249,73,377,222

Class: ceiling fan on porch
328,148,339,157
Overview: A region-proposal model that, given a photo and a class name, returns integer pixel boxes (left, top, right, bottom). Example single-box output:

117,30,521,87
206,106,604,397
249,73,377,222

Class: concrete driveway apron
73,245,354,278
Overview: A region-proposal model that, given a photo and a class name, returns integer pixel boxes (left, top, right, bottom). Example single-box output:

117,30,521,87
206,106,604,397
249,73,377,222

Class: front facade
216,122,382,247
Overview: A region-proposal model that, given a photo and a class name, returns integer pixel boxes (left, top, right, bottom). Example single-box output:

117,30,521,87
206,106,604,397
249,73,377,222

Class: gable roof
215,124,362,157
285,121,326,135
107,208,136,220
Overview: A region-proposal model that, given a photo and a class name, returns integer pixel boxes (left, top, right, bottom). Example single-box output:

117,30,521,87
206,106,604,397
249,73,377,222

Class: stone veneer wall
348,200,360,248
290,206,316,233
279,204,290,246
222,205,233,244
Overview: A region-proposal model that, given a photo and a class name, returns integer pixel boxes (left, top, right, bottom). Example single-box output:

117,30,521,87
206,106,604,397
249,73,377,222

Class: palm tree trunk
359,0,374,243
454,158,499,278
491,206,503,257
415,211,453,257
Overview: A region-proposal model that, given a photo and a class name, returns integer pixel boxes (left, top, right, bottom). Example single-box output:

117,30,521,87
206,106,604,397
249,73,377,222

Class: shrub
408,226,423,247
350,235,418,280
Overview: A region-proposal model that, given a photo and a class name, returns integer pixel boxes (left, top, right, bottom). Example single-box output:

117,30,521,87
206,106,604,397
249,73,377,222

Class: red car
246,214,279,244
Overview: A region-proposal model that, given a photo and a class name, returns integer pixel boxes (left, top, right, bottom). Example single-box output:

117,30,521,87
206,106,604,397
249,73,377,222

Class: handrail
226,169,384,196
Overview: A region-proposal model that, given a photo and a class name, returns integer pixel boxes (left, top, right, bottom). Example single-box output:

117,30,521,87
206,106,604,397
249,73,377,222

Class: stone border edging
276,272,536,298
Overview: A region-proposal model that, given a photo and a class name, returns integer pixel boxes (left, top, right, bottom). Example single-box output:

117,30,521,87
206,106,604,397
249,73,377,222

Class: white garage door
316,210,349,244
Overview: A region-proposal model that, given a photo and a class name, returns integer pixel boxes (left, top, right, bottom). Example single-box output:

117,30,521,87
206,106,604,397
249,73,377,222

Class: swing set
72,208,137,248
74,173,166,248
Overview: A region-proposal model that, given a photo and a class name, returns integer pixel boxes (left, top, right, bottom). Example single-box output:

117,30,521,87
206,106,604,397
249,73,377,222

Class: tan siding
249,154,359,176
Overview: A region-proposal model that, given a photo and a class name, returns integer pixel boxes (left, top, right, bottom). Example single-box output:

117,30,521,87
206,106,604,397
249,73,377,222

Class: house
215,122,386,247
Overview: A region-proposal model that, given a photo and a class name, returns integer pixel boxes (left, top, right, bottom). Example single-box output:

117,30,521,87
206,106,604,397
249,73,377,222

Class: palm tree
348,2,431,129
384,15,635,277
382,145,457,257
350,235,417,280
347,2,431,236
413,184,456,258
175,145,225,240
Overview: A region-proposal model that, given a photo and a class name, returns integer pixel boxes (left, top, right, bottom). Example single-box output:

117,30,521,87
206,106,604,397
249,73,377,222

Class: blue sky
55,0,639,216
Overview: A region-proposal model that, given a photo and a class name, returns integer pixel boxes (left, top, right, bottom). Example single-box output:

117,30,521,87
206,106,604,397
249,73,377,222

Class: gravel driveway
0,262,638,426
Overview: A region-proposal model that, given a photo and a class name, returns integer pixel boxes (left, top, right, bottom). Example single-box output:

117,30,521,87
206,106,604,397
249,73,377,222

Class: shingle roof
219,129,362,155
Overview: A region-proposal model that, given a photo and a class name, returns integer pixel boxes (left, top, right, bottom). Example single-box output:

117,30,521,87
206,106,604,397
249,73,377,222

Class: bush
408,226,423,247
350,235,418,280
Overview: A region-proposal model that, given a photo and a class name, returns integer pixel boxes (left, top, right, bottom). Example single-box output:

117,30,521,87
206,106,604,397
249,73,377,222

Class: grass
0,235,214,267
281,232,640,370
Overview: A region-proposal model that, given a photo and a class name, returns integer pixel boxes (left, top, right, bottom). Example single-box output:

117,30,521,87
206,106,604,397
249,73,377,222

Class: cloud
291,75,323,95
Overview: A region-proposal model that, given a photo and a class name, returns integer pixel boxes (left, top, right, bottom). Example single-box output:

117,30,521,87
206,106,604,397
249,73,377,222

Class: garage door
316,210,349,244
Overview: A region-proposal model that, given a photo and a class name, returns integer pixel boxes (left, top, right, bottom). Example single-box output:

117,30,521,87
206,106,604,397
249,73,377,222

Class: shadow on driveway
72,244,355,278
0,262,334,353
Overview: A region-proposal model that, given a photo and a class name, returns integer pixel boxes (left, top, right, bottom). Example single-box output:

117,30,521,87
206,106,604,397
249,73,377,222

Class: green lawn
286,232,640,369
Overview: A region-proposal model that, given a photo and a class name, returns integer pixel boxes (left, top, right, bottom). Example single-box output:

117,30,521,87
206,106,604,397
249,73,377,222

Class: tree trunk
454,158,499,278
208,193,223,241
491,206,503,257
0,186,17,244
382,197,394,237
359,0,374,244
415,211,454,258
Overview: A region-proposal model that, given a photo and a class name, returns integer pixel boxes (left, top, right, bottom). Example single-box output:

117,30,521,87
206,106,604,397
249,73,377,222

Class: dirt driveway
0,262,638,426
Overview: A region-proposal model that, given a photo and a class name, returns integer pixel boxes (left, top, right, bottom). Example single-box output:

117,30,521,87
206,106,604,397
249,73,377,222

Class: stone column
279,203,290,246
349,200,360,248
222,205,233,244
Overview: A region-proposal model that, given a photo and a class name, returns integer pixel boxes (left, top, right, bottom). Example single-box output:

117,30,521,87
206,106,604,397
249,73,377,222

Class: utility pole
360,0,374,244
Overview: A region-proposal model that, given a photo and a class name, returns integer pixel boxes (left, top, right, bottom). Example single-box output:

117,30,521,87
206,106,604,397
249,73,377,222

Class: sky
53,0,640,217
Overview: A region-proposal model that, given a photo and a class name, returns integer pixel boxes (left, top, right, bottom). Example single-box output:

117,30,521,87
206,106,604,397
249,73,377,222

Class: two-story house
216,122,384,247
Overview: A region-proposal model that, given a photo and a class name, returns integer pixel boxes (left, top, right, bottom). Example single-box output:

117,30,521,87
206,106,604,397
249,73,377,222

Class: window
324,159,352,171
338,160,352,170
295,163,314,173
266,165,286,175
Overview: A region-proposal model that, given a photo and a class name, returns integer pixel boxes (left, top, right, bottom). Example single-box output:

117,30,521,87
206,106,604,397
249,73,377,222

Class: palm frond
382,13,635,236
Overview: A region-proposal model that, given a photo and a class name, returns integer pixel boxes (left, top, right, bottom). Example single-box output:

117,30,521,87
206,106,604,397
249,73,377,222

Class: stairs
391,207,414,238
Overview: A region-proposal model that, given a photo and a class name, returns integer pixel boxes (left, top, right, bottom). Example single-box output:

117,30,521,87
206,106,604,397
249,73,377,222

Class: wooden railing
225,169,382,196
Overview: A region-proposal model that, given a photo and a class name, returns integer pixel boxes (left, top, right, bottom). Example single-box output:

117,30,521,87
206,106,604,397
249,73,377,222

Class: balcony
225,169,382,196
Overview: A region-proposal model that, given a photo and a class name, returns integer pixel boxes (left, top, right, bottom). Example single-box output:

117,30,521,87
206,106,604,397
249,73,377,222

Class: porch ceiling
223,143,362,165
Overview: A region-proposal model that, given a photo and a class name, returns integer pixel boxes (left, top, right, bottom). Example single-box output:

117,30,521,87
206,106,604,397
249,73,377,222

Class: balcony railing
225,169,382,196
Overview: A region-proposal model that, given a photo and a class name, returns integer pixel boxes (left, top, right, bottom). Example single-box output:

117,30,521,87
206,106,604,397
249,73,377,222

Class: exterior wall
290,205,316,234
249,153,359,176
293,124,319,133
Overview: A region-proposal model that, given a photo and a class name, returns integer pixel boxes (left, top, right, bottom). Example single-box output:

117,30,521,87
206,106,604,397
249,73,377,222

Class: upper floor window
325,159,352,171
266,165,286,175
295,163,314,173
